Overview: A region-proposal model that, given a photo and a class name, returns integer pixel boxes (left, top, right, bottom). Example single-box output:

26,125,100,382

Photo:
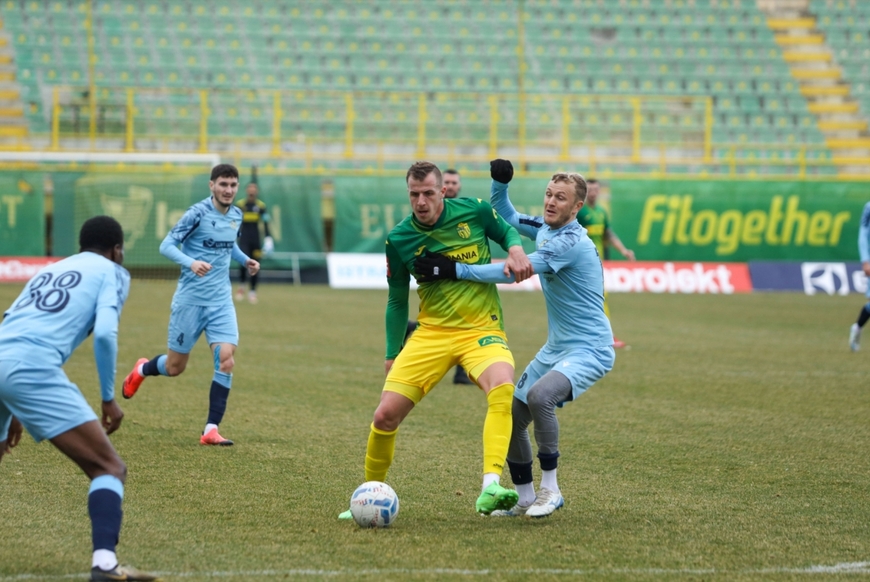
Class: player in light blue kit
0,216,158,581
849,201,870,351
121,164,260,446
416,159,614,518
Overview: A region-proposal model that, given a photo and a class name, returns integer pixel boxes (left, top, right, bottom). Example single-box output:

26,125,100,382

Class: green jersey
384,197,522,359
577,203,610,257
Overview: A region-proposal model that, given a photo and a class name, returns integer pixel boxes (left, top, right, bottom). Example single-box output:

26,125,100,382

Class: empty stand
0,0,856,174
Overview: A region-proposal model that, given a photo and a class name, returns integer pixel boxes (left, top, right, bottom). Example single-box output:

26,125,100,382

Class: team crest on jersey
457,222,471,239
230,220,237,229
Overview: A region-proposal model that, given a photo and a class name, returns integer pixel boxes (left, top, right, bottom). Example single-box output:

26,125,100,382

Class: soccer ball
350,481,399,528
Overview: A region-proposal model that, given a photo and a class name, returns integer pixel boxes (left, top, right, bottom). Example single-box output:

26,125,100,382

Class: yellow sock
482,383,513,476
365,423,398,482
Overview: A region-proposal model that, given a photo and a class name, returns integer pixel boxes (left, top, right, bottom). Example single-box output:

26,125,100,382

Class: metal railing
24,85,845,176
267,252,328,287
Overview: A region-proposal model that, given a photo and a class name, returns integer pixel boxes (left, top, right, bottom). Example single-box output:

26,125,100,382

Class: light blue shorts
514,345,615,406
0,360,97,443
167,302,238,354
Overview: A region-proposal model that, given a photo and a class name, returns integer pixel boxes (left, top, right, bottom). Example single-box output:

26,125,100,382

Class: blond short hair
551,172,587,202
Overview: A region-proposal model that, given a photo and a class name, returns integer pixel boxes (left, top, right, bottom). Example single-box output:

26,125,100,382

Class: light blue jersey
859,202,870,264
859,202,870,300
0,252,130,401
457,181,613,351
161,196,248,306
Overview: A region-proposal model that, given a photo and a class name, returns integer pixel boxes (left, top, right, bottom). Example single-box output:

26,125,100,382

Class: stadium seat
1,0,832,175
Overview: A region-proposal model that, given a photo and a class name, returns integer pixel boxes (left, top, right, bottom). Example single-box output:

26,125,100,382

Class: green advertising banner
245,175,324,269
71,172,206,266
333,176,870,262
608,180,870,261
50,171,323,266
0,171,44,256
32,170,870,265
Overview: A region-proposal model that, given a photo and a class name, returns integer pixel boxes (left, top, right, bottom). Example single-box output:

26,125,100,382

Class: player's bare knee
372,407,401,432
87,453,126,483
107,457,127,483
219,354,234,374
166,361,186,376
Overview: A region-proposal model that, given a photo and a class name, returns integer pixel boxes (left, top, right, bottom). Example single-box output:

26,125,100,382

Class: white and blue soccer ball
350,481,399,528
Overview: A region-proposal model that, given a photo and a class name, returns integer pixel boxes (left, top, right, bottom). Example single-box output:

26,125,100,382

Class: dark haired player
0,216,157,580
121,164,259,446
339,160,533,518
405,168,473,385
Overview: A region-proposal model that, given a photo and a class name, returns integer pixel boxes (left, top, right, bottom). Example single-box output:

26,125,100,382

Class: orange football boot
200,427,234,446
122,358,149,399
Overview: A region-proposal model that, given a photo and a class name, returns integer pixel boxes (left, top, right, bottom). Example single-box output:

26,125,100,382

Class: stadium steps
0,22,28,148
766,7,869,175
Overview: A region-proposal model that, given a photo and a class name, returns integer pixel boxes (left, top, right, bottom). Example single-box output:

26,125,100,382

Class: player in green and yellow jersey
576,179,635,348
340,160,534,517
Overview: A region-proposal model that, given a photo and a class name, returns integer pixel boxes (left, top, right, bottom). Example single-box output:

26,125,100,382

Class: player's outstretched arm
460,254,547,284
415,250,546,284
489,159,540,241
505,245,533,282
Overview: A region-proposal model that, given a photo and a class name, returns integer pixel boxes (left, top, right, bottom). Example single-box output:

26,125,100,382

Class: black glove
490,159,514,184
414,250,458,282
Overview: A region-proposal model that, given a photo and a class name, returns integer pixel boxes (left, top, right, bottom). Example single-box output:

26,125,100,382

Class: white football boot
525,488,564,518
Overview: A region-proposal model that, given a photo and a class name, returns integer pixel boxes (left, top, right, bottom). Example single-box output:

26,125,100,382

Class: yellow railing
30,86,846,176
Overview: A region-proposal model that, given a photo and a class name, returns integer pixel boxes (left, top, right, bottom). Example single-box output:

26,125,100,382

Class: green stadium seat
1,0,830,175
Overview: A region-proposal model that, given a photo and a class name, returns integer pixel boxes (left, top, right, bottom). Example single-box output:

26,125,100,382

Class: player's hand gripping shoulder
101,400,124,435
414,250,458,282
505,246,533,282
190,260,212,277
490,158,514,184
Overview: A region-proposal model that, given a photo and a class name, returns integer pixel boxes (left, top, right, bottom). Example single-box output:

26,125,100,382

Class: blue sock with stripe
207,371,232,426
88,475,124,555
141,354,168,377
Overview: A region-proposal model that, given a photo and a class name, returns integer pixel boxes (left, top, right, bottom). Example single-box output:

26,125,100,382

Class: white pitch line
3,563,870,580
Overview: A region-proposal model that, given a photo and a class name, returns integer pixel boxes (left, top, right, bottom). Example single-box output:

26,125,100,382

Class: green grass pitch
2,281,870,581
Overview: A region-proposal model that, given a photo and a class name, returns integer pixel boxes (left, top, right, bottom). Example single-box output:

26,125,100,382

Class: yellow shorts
384,325,514,404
